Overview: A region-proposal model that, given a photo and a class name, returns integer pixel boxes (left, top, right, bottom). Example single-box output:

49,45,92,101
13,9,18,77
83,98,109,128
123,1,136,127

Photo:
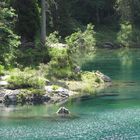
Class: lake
0,48,140,140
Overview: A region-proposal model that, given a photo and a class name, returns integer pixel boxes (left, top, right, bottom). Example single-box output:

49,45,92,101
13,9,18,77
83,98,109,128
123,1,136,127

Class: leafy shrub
44,40,76,79
46,31,61,45
66,24,96,56
7,68,46,89
117,22,133,47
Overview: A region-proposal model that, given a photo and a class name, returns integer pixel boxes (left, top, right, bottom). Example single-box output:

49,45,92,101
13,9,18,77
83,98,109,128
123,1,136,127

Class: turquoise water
1,48,140,140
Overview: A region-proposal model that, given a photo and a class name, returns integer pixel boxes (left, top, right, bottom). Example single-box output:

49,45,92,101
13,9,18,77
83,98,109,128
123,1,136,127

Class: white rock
0,81,8,86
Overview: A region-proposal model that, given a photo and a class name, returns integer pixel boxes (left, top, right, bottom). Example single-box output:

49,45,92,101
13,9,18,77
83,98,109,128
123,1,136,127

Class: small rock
74,66,81,73
42,94,51,102
56,107,70,115
103,42,114,48
0,81,8,87
0,75,9,81
45,86,53,93
46,79,51,85
56,88,69,97
95,71,111,82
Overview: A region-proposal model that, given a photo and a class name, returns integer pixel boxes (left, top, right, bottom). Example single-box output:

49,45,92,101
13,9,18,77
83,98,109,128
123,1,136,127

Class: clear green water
1,48,140,140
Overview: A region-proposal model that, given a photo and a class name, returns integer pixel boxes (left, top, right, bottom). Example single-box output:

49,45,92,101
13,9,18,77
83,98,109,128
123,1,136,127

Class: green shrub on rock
7,68,46,89
46,47,78,79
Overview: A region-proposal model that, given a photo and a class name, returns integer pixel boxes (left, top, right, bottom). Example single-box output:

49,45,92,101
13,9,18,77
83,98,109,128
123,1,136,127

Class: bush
7,68,46,89
117,22,133,47
66,24,96,56
45,33,77,79
46,31,61,45
46,48,75,79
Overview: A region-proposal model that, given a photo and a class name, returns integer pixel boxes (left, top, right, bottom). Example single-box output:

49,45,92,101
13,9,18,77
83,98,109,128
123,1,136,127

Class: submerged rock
56,107,70,115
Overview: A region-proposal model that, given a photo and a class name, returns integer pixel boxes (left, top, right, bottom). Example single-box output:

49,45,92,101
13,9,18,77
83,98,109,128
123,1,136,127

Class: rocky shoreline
0,71,112,106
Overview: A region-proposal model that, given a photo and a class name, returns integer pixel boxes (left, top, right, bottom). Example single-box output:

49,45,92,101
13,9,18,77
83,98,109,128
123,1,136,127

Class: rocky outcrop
95,71,111,83
0,71,112,106
56,107,70,115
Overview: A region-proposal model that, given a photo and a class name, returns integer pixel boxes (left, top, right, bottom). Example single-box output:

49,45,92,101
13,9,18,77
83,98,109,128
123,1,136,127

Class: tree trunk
96,6,100,24
41,0,46,47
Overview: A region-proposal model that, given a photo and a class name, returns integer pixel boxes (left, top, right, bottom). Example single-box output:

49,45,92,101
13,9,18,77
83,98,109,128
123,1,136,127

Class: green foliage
7,68,46,89
16,46,50,66
49,47,68,59
52,85,60,90
0,3,20,66
44,25,96,79
28,88,46,95
46,47,75,79
46,31,61,45
66,24,96,55
116,0,133,22
131,27,140,47
95,77,101,83
117,22,133,47
0,65,4,75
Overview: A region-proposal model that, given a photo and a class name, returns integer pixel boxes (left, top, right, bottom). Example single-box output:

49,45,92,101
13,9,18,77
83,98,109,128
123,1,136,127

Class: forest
1,0,140,68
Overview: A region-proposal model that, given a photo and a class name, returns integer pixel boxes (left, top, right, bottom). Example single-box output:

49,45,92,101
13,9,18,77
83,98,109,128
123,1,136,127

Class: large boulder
56,107,70,115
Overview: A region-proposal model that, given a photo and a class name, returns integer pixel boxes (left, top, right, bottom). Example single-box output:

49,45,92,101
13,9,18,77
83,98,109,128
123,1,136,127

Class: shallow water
1,48,140,140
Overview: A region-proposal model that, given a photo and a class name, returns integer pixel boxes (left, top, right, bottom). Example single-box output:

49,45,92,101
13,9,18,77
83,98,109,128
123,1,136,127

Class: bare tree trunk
41,0,46,47
96,6,100,24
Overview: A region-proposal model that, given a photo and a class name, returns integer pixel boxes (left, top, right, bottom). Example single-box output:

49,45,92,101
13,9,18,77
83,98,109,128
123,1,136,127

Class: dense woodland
0,0,140,69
